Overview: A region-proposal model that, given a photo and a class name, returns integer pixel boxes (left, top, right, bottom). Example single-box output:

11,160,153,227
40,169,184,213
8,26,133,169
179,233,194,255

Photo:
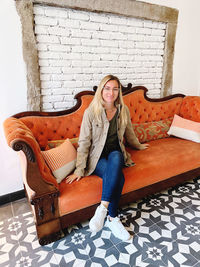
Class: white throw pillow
167,114,200,143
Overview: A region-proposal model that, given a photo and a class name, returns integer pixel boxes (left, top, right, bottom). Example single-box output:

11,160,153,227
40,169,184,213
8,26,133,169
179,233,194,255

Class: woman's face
102,79,119,104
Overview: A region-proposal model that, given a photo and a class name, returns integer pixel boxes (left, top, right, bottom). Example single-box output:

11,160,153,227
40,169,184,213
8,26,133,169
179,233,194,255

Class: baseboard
0,189,25,206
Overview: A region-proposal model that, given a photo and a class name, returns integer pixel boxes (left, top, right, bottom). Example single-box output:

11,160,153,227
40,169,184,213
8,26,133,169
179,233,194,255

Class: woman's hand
138,143,149,150
65,173,82,184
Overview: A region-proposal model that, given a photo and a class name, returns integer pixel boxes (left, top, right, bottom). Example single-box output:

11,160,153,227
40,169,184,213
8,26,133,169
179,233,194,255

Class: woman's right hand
65,173,82,184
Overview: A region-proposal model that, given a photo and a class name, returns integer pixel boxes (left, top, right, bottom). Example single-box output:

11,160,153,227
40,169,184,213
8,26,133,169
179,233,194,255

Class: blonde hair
90,75,128,126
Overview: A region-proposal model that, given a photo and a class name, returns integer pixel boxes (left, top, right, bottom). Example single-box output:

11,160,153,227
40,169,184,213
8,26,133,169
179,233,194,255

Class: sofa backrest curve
17,87,184,150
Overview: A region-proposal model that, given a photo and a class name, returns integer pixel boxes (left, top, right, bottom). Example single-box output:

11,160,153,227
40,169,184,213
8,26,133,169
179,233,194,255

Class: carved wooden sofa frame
4,86,200,245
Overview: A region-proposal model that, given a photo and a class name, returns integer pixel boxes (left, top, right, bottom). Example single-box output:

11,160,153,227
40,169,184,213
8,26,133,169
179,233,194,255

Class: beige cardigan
74,105,141,177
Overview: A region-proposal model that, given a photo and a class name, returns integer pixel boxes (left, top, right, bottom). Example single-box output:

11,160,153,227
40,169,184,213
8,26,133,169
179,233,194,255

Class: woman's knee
108,151,124,166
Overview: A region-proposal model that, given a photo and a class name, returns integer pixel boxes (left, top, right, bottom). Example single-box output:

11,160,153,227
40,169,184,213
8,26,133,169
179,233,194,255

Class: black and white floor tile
1,177,200,266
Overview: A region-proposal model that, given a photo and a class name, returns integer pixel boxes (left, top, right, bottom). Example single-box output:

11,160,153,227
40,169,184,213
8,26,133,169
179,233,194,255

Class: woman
66,75,148,240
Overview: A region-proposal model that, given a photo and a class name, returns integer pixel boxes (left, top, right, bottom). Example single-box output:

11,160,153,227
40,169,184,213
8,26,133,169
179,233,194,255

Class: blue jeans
93,150,125,217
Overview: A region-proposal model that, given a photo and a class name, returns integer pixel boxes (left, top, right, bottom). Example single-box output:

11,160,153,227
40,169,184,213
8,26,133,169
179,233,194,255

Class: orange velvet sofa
4,86,200,245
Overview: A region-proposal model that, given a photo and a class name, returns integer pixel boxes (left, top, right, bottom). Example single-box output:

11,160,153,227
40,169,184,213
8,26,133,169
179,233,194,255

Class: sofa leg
36,218,64,246
39,231,64,246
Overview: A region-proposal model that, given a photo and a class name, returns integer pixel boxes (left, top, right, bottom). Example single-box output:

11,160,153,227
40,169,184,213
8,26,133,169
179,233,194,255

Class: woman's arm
124,106,149,150
66,108,92,183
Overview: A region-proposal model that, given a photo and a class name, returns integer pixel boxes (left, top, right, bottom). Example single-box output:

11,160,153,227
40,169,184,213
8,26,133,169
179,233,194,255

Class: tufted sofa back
124,89,183,123
20,95,93,150
179,96,200,122
19,89,184,150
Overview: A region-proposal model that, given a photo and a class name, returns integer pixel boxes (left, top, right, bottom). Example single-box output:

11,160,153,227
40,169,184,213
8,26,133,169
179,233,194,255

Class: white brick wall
34,4,166,111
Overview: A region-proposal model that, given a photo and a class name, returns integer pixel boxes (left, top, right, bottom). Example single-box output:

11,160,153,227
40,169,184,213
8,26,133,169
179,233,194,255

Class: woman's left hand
138,143,149,150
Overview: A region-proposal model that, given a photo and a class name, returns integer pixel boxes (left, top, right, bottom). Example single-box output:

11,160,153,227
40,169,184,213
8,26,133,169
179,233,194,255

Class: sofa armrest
3,117,59,192
4,117,61,240
180,96,200,122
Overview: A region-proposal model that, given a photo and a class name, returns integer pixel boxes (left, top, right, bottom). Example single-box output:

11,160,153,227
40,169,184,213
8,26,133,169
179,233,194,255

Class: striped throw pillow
41,138,77,183
167,114,200,143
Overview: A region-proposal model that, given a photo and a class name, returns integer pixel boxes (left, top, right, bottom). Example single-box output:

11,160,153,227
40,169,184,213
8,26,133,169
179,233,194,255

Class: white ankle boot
89,204,107,232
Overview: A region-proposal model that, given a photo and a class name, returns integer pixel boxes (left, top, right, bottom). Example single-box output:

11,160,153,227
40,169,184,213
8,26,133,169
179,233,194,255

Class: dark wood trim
123,85,185,101
0,189,25,206
119,167,200,206
13,86,185,119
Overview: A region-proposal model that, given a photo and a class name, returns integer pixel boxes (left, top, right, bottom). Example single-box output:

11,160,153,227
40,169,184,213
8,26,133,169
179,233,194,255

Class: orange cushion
133,117,173,143
58,137,200,216
41,138,77,183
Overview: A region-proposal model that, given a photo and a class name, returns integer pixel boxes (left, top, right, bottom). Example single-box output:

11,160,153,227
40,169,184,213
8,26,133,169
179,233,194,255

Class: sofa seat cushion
58,137,200,216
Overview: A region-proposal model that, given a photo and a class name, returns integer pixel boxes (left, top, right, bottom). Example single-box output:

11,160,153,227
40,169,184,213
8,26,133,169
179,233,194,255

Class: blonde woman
66,75,148,240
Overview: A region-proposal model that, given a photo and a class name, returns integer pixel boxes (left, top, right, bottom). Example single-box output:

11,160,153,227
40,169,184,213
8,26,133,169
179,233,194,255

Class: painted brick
127,19,143,27
81,54,101,60
42,102,53,109
81,39,100,46
100,54,119,61
100,40,118,48
118,25,136,34
41,89,52,95
80,21,100,31
136,28,152,35
92,31,110,40
33,6,45,15
60,37,80,45
35,25,48,34
42,95,64,102
49,60,71,67
36,35,59,44
52,88,75,95
68,10,89,21
40,66,62,74
63,81,83,87
71,29,92,38
71,46,92,53
34,15,57,26
40,74,51,81
39,59,49,66
39,51,59,59
110,32,127,40
152,29,165,36
90,14,109,23
51,74,73,81
62,68,82,74
41,81,61,89
61,53,80,60
71,61,91,67
109,16,128,25
100,24,118,32
37,44,48,51
48,44,70,52
45,7,68,19
48,26,70,36
128,34,144,41
59,18,80,28
34,4,166,111
54,102,72,109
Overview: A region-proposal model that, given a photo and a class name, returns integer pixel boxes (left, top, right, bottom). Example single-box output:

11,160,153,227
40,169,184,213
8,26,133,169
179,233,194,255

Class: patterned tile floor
1,177,200,267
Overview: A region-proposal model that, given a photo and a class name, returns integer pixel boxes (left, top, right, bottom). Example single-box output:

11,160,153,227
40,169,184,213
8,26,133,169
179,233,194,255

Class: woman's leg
106,151,125,217
92,151,125,218
93,151,130,240
89,157,109,232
